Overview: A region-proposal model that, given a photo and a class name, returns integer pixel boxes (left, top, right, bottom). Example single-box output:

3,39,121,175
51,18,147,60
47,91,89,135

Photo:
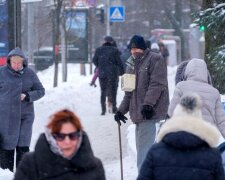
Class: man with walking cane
114,35,169,172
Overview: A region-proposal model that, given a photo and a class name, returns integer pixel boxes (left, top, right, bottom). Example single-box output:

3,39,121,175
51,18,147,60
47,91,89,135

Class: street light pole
15,0,21,47
8,0,21,50
106,0,110,36
27,3,34,64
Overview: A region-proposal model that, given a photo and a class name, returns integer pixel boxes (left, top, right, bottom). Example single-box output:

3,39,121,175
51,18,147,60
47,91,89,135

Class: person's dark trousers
0,149,14,172
16,146,29,167
107,77,119,113
99,77,108,115
100,77,118,114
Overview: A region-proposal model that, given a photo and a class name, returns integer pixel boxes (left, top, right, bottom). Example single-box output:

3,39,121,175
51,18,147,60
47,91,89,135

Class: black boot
0,149,15,172
101,111,105,115
16,146,29,167
101,104,106,115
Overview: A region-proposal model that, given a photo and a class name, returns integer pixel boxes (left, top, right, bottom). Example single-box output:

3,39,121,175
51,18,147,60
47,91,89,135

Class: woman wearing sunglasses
14,109,105,180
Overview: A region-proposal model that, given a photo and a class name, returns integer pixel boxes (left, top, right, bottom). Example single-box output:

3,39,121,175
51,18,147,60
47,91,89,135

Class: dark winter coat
119,49,169,123
0,47,45,150
138,114,224,180
175,60,189,85
160,47,169,60
93,42,124,80
14,132,105,180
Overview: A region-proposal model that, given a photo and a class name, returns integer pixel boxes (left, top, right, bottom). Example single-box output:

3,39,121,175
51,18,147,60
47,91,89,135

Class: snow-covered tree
195,3,225,93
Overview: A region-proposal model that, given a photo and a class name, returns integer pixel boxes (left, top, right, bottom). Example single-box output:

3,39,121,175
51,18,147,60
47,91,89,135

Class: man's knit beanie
129,35,147,50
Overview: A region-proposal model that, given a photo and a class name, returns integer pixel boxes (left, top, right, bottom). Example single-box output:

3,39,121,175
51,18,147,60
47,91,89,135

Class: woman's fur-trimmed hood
157,93,220,147
157,116,220,147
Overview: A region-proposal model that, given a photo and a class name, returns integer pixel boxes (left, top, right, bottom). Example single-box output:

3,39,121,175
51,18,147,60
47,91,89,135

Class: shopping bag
121,73,136,92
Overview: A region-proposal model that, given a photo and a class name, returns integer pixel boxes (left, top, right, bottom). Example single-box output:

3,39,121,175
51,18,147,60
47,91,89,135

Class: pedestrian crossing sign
109,6,125,22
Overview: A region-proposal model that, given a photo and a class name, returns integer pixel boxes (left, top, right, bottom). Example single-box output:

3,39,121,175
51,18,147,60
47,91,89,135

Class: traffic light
199,25,205,31
96,8,104,24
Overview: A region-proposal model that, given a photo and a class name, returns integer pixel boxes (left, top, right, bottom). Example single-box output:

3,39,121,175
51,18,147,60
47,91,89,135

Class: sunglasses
52,131,81,141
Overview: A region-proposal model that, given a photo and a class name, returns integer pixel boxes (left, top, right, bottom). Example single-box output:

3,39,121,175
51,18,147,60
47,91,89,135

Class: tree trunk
53,0,62,87
61,21,67,82
162,0,189,61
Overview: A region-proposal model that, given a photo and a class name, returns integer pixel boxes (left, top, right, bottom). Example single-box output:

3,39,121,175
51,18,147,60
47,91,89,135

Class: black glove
114,111,128,126
141,105,155,120
24,92,30,102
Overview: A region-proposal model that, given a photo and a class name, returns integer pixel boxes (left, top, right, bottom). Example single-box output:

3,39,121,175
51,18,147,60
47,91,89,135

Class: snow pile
0,168,13,180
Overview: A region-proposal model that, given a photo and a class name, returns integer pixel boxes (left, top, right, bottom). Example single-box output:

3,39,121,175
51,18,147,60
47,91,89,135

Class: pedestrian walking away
138,93,225,180
93,36,124,115
114,35,169,172
14,109,106,180
158,42,169,64
168,58,225,138
0,47,45,172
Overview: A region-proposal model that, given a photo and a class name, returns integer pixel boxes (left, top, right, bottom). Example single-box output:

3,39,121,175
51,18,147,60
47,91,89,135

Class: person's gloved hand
114,111,128,126
141,105,155,120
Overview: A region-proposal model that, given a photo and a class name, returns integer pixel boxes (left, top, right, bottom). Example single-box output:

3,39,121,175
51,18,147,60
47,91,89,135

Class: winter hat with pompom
172,93,202,119
156,93,221,147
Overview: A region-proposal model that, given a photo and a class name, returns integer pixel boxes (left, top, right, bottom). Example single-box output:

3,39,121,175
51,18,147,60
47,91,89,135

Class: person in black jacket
14,109,105,180
138,93,225,180
93,36,124,115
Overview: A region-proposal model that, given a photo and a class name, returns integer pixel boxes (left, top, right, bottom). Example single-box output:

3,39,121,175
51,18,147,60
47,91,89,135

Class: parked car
0,42,7,66
33,46,53,71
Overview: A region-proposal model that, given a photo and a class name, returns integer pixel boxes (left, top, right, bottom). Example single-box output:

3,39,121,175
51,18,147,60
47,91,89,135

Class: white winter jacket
168,58,225,138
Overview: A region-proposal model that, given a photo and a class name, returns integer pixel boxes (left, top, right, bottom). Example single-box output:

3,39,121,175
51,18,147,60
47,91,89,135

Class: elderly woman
0,47,45,171
14,109,105,180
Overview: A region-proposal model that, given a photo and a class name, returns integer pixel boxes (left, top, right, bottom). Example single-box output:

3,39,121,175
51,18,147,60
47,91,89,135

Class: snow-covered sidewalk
0,64,177,180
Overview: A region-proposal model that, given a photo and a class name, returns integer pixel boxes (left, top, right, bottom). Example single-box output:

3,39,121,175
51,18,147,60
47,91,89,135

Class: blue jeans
135,120,156,173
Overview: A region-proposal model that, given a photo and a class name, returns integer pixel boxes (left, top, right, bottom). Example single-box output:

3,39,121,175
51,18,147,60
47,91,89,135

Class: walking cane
118,123,124,180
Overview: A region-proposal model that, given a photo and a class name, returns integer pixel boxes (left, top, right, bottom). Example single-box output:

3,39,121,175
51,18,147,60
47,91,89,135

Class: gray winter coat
0,47,45,150
168,59,225,138
118,49,169,123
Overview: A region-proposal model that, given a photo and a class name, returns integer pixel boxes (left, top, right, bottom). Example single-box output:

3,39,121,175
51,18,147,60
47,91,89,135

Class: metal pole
118,124,124,180
28,3,34,63
106,0,110,36
14,0,17,47
15,0,21,48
